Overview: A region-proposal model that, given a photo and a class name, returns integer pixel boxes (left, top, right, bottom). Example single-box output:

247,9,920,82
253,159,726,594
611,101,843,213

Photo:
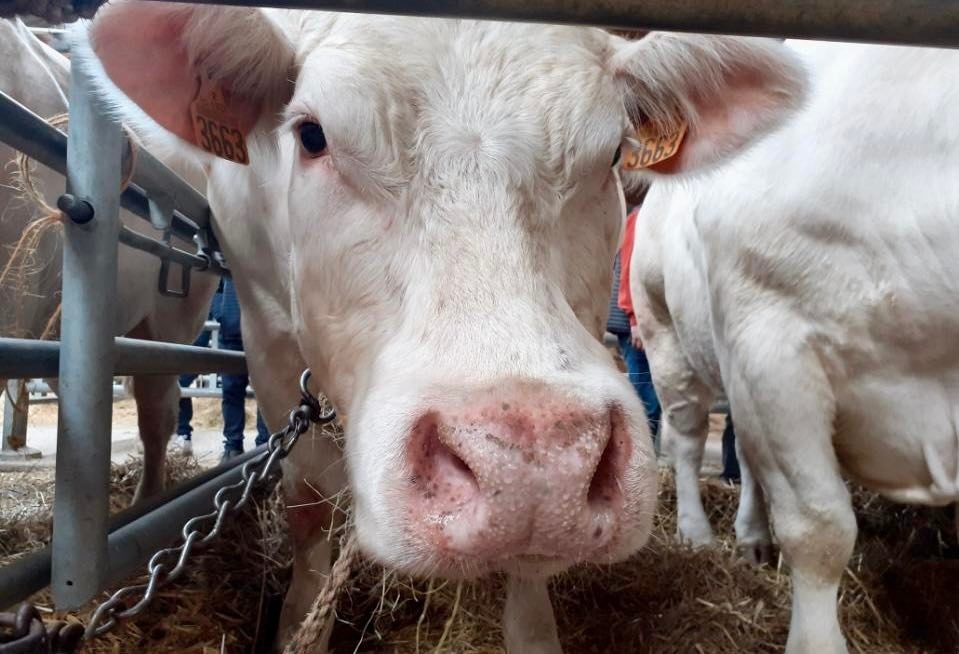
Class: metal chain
0,369,333,654
0,604,84,654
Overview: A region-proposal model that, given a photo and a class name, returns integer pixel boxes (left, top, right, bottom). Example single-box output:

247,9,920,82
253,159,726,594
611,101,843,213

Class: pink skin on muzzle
404,380,632,570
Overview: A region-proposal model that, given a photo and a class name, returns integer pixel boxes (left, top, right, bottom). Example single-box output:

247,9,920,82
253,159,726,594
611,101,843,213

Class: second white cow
632,40,959,653
77,4,807,650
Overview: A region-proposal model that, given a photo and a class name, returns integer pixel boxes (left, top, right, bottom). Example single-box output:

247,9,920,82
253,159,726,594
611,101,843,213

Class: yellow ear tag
621,121,688,170
189,72,250,165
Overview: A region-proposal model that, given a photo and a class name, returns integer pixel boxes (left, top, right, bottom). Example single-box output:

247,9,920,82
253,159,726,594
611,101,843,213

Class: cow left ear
611,33,807,176
76,0,295,166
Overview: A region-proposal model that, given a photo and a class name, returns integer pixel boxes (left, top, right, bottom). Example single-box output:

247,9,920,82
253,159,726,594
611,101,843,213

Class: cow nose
406,383,631,562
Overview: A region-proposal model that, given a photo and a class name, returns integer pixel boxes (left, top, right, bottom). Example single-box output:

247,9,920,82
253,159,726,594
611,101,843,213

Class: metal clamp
55,194,93,225
158,257,191,298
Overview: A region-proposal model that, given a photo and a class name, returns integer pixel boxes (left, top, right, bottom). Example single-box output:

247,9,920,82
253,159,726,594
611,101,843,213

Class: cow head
80,2,805,578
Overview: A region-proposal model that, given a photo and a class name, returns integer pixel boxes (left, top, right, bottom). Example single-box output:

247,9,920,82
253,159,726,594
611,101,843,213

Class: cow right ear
76,0,295,164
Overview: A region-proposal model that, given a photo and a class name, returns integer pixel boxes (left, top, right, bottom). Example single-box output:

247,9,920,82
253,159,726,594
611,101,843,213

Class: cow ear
611,34,807,176
76,0,294,164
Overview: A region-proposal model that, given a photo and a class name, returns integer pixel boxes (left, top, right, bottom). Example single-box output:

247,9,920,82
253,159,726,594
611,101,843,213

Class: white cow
77,4,806,650
0,18,217,500
629,194,773,564
632,40,959,653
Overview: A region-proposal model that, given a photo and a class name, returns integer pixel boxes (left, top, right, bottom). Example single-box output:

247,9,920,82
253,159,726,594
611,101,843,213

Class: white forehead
279,13,628,188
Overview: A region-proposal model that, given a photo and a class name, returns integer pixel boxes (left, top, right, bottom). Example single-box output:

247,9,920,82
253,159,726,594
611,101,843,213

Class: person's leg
218,279,247,457
632,347,662,444
722,413,742,482
175,327,211,441
220,372,248,455
618,335,660,450
255,409,271,447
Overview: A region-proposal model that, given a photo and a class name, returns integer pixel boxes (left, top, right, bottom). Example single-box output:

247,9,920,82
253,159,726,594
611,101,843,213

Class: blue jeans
722,413,742,482
176,327,212,439
617,334,661,444
218,278,270,453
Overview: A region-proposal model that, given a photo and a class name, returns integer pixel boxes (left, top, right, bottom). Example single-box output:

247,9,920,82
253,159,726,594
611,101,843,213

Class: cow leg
277,533,333,652
276,478,336,652
503,575,561,654
727,356,853,654
664,407,714,546
129,374,179,503
639,322,716,546
733,436,773,564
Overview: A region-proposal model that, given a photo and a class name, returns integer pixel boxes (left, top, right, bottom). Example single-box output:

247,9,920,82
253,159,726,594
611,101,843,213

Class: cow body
79,5,806,649
633,40,959,653
0,18,217,500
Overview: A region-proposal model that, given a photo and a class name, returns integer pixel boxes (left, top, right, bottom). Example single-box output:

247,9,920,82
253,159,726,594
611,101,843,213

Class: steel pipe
118,226,211,271
0,337,247,378
149,0,959,48
23,380,249,399
51,62,123,608
0,447,264,610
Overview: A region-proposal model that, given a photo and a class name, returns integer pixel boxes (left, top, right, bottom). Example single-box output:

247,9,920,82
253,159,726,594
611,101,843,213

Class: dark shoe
220,448,243,464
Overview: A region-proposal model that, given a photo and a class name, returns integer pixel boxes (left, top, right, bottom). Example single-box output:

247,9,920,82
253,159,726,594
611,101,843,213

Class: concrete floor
0,398,265,470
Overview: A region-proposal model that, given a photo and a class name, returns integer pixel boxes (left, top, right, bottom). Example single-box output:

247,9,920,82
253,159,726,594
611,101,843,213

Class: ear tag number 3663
622,122,687,170
189,73,250,165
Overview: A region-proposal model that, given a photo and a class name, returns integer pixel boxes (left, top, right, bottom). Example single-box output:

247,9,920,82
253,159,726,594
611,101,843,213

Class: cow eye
298,121,327,157
611,145,622,168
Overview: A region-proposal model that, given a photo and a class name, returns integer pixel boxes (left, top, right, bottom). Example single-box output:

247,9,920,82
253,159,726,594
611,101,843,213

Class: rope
0,113,69,296
2,113,139,339
283,531,359,654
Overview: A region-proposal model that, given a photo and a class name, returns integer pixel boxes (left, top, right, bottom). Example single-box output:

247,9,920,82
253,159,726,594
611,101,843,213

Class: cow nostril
587,421,621,507
434,438,475,484
420,421,478,498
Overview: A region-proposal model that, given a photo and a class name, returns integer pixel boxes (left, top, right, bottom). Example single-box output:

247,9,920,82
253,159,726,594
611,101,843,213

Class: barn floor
0,398,266,470
2,412,958,653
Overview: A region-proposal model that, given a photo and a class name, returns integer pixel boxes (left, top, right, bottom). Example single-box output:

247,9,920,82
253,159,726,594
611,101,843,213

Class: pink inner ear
92,2,198,143
648,68,784,175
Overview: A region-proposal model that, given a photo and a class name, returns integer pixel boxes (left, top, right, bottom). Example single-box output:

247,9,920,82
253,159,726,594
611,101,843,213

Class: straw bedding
2,439,957,653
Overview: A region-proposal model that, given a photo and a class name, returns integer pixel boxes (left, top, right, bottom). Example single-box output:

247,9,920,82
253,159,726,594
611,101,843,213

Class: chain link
85,369,334,640
1,369,333,654
0,604,84,654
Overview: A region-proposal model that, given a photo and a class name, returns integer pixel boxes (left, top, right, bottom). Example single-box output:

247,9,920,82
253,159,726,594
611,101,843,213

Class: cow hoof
675,527,715,549
737,541,775,566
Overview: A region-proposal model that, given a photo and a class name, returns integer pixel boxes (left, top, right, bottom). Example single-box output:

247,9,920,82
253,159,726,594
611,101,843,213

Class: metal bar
0,448,263,610
23,380,248,399
51,62,122,608
0,91,226,274
119,226,210,271
0,337,248,378
149,0,959,48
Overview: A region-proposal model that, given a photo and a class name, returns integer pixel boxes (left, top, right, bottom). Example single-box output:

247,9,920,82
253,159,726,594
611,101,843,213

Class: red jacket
617,207,639,327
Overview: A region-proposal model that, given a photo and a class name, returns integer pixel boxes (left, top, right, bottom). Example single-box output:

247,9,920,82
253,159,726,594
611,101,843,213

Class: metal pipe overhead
0,448,264,610
148,0,959,48
0,337,248,378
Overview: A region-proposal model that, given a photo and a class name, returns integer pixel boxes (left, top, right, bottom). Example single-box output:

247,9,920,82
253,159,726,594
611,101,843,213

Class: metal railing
148,0,959,48
0,59,248,610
